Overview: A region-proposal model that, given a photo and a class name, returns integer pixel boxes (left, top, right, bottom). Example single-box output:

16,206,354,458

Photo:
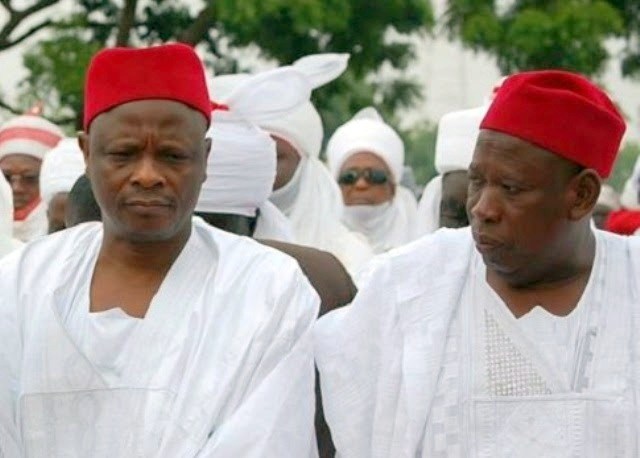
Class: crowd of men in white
0,43,639,457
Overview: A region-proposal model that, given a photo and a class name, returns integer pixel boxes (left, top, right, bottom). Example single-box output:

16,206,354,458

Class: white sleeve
0,253,23,457
314,257,403,458
196,262,320,458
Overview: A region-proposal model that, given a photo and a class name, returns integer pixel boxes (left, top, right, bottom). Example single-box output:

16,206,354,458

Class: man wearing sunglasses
316,71,640,456
327,107,418,254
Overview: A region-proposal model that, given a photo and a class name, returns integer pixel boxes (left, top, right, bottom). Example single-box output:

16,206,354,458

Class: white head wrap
326,108,417,253
620,155,640,210
196,67,311,242
416,103,489,235
434,104,488,174
326,107,405,183
39,138,86,205
0,114,64,162
259,53,349,159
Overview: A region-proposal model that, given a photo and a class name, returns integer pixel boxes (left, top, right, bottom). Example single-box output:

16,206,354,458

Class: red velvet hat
480,70,625,178
84,43,211,130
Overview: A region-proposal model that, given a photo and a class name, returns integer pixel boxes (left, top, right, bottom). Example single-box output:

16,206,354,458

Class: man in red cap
315,70,640,456
0,43,319,457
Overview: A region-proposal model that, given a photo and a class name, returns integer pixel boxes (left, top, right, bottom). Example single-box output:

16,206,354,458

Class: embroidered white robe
315,228,640,457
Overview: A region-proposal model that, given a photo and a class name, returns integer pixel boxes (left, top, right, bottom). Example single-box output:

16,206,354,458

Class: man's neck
99,225,191,272
487,228,596,317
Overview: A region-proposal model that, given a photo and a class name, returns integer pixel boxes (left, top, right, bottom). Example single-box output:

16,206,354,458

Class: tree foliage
444,0,625,76
13,0,434,131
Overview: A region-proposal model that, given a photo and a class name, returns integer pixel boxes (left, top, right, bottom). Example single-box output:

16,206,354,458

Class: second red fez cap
480,70,625,178
83,43,211,130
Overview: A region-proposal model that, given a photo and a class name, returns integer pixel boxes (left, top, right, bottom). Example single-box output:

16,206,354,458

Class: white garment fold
270,157,373,274
0,173,22,258
13,199,47,242
253,201,295,242
343,186,418,254
0,218,319,457
415,175,442,235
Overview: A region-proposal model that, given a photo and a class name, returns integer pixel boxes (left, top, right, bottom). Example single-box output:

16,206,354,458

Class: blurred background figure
258,54,373,274
417,103,488,234
0,172,23,257
605,155,640,235
593,184,620,230
0,113,64,241
327,107,418,254
39,138,86,233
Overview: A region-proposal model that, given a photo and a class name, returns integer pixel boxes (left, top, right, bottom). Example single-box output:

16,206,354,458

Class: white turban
39,138,86,205
326,107,405,183
258,53,349,158
435,104,488,174
196,67,311,221
620,155,640,210
416,104,488,235
0,114,64,162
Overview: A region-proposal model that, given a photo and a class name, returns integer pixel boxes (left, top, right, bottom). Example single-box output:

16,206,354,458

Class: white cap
435,104,489,174
39,138,86,205
326,107,404,182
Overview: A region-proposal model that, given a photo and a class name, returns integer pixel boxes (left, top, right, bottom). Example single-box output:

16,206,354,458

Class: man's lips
124,199,172,207
472,232,504,253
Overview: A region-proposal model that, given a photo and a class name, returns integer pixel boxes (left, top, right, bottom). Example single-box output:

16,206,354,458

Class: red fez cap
480,70,625,178
84,43,211,130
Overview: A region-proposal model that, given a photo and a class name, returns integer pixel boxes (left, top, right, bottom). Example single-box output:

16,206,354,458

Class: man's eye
502,183,521,194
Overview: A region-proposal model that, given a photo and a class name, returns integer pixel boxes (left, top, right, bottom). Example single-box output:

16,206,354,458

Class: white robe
0,218,320,457
270,158,373,275
315,228,640,457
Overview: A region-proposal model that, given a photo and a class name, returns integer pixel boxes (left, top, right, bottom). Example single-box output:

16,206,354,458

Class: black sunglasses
338,168,390,186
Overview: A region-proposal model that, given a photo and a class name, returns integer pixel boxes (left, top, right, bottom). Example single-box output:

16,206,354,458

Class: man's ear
567,169,600,221
78,132,90,169
202,137,212,185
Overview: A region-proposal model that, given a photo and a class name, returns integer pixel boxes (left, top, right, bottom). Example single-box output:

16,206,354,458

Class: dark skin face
339,151,395,206
440,170,469,229
468,130,600,315
47,192,68,233
80,100,210,244
79,100,210,318
271,135,301,191
0,154,42,210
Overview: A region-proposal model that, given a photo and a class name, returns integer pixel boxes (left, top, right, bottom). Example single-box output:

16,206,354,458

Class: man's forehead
472,130,557,170
89,99,206,135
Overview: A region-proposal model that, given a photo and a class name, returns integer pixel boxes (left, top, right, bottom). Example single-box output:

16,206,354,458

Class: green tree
444,0,624,76
608,141,640,191
15,0,434,131
402,121,438,187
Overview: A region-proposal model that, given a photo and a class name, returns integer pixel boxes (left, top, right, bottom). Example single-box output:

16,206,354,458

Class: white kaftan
315,228,640,457
0,218,320,457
